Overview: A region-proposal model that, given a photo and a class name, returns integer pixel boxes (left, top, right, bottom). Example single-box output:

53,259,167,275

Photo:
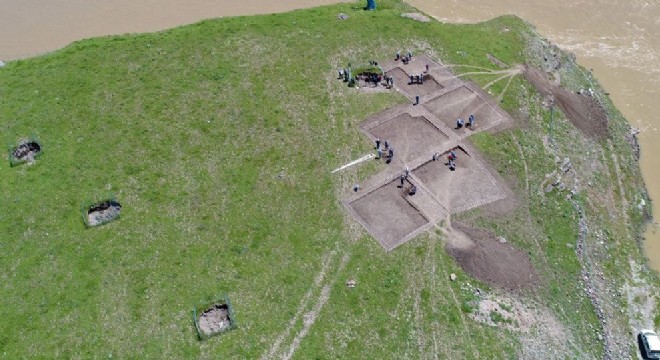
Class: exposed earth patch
86,200,121,227
524,66,609,139
366,112,451,163
198,303,232,336
10,140,42,165
445,222,539,290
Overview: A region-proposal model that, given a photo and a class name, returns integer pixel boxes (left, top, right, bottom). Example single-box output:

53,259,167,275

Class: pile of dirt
445,222,538,290
524,66,608,139
87,200,121,226
11,141,41,162
198,304,232,336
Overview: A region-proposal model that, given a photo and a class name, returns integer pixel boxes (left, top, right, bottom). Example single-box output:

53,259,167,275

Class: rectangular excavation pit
386,67,443,98
368,113,450,163
413,147,505,214
9,139,42,166
424,86,504,136
348,178,430,250
193,296,237,340
83,199,121,227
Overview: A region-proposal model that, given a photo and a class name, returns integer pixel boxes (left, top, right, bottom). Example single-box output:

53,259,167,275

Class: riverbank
0,1,657,358
404,0,660,273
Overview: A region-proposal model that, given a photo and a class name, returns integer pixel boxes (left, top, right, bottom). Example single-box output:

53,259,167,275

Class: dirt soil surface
524,67,609,139
368,113,451,163
445,222,538,290
350,179,429,247
386,67,443,97
348,55,514,250
400,13,431,22
423,86,500,137
413,147,505,213
198,304,231,336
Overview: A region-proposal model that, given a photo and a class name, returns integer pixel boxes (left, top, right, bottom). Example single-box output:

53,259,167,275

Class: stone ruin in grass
9,139,42,166
193,297,237,340
85,200,121,227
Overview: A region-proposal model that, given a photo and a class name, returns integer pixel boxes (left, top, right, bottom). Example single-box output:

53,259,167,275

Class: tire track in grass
261,250,335,360
511,133,530,196
424,235,451,359
282,253,350,360
428,227,481,358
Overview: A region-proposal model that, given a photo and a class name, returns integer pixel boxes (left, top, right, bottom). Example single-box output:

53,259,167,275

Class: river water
1,0,659,271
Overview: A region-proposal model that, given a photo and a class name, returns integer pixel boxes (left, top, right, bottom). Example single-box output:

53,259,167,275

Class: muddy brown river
1,0,659,271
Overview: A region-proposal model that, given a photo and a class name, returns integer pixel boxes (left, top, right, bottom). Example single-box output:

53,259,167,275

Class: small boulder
450,273,457,281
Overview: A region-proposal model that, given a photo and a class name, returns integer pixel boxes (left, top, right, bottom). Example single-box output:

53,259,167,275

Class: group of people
433,149,458,171
398,166,417,195
338,64,394,89
396,50,414,64
408,74,426,85
338,68,355,86
456,114,475,129
375,138,394,163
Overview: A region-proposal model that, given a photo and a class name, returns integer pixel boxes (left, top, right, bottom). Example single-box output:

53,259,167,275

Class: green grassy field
0,0,657,358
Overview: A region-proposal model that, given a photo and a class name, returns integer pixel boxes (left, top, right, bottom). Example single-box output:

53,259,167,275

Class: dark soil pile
524,67,609,139
198,304,232,336
87,200,121,226
446,222,539,290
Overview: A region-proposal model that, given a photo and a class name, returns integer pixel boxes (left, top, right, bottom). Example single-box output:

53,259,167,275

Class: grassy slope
0,0,656,358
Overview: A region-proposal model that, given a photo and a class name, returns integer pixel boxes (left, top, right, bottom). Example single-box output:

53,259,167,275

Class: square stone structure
413,147,506,214
365,112,451,163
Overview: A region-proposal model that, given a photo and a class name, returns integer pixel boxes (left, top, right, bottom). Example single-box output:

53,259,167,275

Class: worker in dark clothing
448,160,456,171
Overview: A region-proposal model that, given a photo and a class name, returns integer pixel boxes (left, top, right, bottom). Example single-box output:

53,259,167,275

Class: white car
639,329,660,360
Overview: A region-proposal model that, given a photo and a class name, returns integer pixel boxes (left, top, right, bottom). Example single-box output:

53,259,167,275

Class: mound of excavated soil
524,67,608,139
198,304,232,336
87,200,121,226
446,222,538,290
